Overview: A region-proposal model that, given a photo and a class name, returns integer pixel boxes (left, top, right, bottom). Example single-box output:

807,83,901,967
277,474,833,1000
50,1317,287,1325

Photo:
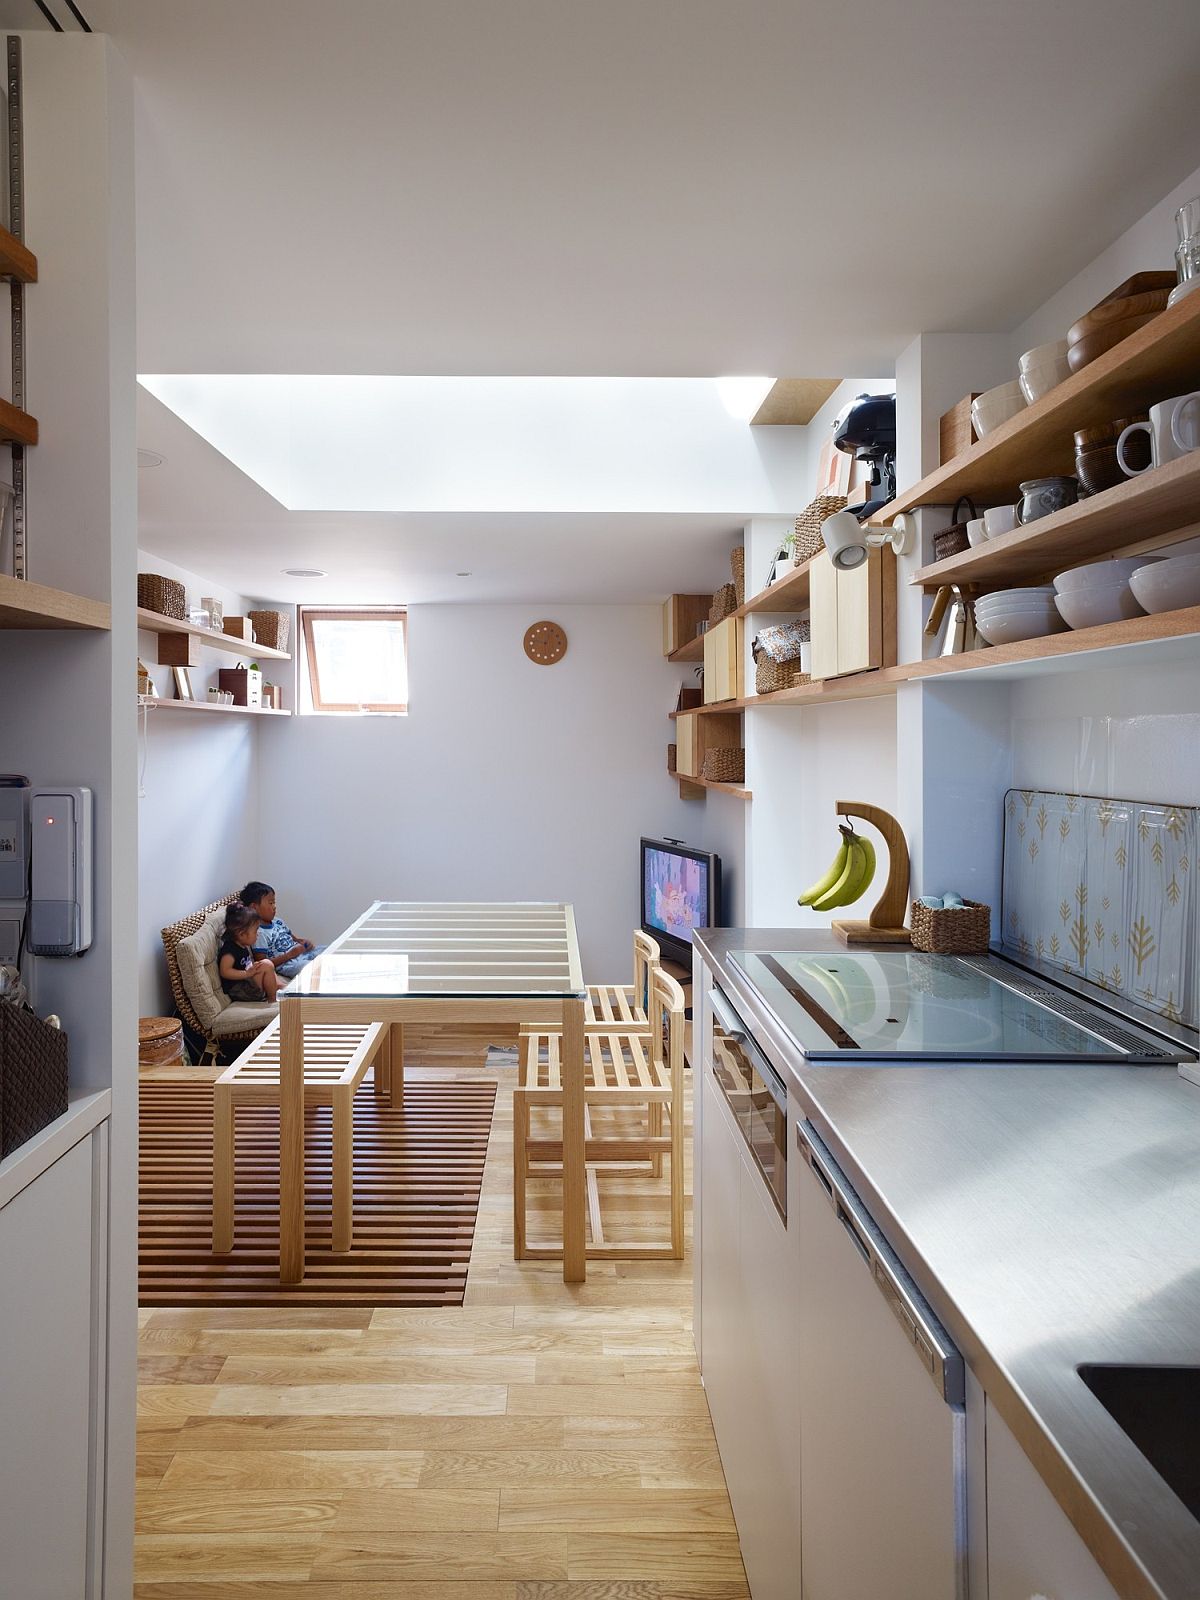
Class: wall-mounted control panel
29,786,92,956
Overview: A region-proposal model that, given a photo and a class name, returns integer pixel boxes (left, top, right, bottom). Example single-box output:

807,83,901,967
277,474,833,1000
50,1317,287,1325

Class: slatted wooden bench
212,1017,391,1255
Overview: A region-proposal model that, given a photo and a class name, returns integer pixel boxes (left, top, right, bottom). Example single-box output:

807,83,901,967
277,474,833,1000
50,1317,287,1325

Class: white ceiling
11,0,1200,600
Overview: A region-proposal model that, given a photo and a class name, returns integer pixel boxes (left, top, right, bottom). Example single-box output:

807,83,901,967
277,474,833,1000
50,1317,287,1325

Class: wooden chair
161,891,275,1064
520,930,660,1034
514,966,685,1261
212,1017,391,1254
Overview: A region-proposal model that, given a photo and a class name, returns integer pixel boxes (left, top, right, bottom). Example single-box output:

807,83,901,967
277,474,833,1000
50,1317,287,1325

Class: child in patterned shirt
240,881,323,980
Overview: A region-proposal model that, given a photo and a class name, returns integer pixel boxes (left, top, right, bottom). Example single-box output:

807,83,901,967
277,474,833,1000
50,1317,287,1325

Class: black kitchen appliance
832,392,897,522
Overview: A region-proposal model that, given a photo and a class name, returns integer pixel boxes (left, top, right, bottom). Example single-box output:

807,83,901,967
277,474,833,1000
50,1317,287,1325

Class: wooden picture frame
172,666,193,701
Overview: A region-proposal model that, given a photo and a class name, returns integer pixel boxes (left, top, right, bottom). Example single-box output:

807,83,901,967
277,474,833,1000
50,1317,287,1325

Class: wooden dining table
276,901,588,1284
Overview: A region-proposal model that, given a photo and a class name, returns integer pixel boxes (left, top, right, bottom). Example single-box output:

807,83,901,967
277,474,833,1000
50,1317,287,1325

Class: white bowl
976,610,1070,646
1054,583,1146,630
971,379,1027,438
1054,557,1158,592
966,517,988,547
1020,339,1068,370
983,504,1019,538
1019,355,1072,404
1130,554,1200,614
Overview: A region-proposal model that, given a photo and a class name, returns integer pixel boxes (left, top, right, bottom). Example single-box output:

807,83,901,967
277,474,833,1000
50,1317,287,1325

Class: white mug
1118,395,1199,476
983,504,1019,539
1170,391,1200,454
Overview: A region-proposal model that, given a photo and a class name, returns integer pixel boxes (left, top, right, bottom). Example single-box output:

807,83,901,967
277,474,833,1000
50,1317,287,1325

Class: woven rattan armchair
161,890,273,1065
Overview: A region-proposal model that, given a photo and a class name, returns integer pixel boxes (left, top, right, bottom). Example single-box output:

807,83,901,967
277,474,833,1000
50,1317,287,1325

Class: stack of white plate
974,586,1069,645
1053,558,1151,629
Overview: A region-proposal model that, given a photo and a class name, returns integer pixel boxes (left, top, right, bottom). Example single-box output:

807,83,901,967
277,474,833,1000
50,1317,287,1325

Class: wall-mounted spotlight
820,509,916,571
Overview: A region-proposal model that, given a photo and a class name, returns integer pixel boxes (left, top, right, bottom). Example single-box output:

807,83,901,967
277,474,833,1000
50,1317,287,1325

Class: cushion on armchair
174,907,229,1030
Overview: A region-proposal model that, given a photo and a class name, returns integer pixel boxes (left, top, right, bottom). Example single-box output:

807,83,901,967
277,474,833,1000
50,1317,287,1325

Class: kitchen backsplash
1002,789,1198,1030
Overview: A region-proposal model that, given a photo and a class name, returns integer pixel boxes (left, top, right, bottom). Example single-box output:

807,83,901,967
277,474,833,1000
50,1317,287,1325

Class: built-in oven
709,986,788,1219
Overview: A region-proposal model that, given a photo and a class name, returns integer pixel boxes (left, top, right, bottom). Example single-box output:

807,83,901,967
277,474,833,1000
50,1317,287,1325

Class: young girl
218,902,281,1002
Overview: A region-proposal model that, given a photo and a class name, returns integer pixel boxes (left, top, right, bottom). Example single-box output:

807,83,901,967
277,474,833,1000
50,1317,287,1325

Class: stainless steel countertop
695,928,1200,1600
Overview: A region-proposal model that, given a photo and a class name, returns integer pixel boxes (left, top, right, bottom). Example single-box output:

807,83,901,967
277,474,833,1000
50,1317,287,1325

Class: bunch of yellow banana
798,824,876,912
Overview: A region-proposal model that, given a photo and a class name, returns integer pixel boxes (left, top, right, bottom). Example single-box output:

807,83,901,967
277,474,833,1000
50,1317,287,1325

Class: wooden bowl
1075,444,1131,497
1067,312,1164,372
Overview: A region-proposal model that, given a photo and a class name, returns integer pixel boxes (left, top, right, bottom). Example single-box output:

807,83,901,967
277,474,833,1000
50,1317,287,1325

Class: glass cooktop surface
728,949,1182,1063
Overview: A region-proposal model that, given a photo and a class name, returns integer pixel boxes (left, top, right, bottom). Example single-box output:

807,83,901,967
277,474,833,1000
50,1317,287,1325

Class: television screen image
643,845,709,946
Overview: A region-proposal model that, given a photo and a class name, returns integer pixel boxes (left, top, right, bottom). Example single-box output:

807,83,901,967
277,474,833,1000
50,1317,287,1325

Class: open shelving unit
138,694,290,718
136,606,291,661
0,573,110,630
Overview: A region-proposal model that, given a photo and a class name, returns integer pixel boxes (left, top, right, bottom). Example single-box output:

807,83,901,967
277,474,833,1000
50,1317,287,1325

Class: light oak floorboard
160,1449,427,1490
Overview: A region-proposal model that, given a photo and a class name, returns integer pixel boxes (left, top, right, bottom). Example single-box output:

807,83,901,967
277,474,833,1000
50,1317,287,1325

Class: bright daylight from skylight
137,375,805,516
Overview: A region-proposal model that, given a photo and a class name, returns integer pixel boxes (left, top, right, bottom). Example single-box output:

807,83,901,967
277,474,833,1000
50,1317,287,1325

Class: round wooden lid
523,620,568,665
139,1016,182,1043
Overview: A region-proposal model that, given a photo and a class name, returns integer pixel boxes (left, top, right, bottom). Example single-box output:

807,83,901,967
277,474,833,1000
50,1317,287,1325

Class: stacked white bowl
1130,551,1200,614
1052,558,1152,629
974,586,1068,645
1018,339,1072,405
971,379,1027,439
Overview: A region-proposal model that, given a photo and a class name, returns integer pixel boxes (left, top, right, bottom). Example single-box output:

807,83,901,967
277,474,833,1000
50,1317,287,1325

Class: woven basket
731,546,745,605
0,1005,68,1158
910,899,991,955
137,572,186,620
248,609,290,652
139,1015,185,1067
793,494,849,565
702,747,745,784
756,658,811,696
932,496,978,563
709,583,737,624
667,742,677,774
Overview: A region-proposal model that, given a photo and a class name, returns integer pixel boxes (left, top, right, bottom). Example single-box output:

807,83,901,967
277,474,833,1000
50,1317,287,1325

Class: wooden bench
212,1018,391,1254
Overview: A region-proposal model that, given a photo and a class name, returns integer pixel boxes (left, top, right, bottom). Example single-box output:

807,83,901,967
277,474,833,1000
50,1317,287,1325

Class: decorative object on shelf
1066,273,1175,373
932,495,978,562
701,746,744,785
138,1015,186,1068
137,572,186,620
0,987,69,1157
831,801,911,946
755,618,810,663
217,664,262,707
938,394,980,464
667,743,677,774
708,583,737,624
200,595,224,631
971,379,1027,439
171,666,193,701
522,619,568,665
1170,195,1200,306
136,656,150,696
909,896,991,954
222,615,254,642
816,432,853,498
731,545,745,606
1016,475,1078,524
206,687,235,704
248,608,289,652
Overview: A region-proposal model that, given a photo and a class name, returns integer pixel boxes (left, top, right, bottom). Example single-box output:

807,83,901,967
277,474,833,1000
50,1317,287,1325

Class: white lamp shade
821,510,869,569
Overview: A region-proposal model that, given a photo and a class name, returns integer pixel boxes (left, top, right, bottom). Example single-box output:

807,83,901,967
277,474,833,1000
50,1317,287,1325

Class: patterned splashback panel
1002,789,1198,1030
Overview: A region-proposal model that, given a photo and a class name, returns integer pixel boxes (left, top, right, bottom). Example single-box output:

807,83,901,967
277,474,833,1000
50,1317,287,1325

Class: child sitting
240,880,323,980
217,903,280,1003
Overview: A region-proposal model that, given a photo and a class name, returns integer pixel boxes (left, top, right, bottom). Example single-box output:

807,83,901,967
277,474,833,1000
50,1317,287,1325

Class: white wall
256,603,694,978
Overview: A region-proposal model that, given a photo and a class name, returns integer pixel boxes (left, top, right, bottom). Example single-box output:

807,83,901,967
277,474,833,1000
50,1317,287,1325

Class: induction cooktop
728,949,1193,1065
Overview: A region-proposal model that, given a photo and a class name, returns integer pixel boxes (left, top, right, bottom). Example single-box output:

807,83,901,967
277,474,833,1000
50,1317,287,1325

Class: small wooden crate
222,616,254,642
939,394,981,465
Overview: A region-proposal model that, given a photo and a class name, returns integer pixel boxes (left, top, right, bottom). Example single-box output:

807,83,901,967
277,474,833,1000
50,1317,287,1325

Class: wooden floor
135,1026,747,1596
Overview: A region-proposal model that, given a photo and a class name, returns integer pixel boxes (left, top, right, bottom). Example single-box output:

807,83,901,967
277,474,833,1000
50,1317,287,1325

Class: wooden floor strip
139,1079,496,1307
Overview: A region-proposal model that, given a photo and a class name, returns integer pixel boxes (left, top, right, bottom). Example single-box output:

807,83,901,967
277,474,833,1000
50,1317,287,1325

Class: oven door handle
710,988,788,1114
709,986,749,1040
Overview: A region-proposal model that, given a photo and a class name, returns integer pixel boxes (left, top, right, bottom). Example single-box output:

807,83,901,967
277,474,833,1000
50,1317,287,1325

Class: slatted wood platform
139,1078,496,1308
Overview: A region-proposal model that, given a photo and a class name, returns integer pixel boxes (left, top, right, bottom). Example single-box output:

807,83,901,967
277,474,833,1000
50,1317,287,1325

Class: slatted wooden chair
212,1017,391,1255
519,930,660,1035
514,966,686,1261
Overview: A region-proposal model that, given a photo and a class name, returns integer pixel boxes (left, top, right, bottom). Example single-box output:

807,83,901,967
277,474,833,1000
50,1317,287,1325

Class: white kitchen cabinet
698,1053,747,1465
986,1403,1121,1600
0,1126,108,1600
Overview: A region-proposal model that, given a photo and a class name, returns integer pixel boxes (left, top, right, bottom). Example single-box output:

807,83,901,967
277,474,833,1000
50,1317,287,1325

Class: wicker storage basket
932,495,978,563
709,583,737,624
731,546,745,605
137,572,186,620
909,898,991,955
139,1015,186,1067
793,494,849,565
667,743,677,774
756,658,811,695
0,1005,68,1158
702,747,745,784
247,609,290,652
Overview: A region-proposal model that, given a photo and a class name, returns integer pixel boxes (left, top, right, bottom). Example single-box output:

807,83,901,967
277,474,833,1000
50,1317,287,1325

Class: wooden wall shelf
0,573,110,630
911,452,1200,590
678,774,752,800
138,695,290,718
873,288,1200,522
667,634,706,663
0,395,38,447
0,224,36,284
666,556,821,662
136,607,291,661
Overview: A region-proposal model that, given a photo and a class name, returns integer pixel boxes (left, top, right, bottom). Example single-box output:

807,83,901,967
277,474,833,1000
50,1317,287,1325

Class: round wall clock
523,620,568,666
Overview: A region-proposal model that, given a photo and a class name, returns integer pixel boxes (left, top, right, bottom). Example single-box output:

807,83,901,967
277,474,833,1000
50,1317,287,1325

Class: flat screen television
640,836,721,966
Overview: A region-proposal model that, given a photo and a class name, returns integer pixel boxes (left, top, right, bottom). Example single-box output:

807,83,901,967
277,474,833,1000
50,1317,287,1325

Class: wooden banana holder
832,800,912,946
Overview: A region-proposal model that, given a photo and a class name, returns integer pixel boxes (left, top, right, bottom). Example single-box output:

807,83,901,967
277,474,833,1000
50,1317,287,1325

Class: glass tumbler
1176,196,1200,285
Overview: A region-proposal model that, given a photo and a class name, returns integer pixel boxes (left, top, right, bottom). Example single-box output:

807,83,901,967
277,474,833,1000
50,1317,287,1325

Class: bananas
798,825,877,912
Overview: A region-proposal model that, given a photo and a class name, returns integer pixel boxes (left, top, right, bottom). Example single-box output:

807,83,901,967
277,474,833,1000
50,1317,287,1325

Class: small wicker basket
702,747,745,784
667,743,677,774
932,496,978,563
709,583,737,624
756,658,810,695
731,546,745,605
137,572,186,620
0,1005,69,1158
247,609,290,652
793,494,849,565
909,899,991,955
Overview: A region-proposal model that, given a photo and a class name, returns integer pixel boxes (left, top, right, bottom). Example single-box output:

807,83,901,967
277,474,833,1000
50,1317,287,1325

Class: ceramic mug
983,504,1019,538
1118,395,1199,475
1170,391,1200,454
966,516,988,547
1016,477,1078,525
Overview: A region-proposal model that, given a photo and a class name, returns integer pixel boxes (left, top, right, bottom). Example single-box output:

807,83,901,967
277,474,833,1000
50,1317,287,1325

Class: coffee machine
832,392,897,522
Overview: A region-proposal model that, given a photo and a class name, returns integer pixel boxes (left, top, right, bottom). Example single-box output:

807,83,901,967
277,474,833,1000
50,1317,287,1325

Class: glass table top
282,901,586,999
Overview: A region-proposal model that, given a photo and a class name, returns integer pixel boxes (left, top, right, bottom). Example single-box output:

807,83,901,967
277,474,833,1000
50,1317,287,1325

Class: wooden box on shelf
675,709,741,780
809,548,896,682
939,394,980,464
703,616,744,703
217,666,262,708
222,616,254,642
156,630,202,668
662,593,712,657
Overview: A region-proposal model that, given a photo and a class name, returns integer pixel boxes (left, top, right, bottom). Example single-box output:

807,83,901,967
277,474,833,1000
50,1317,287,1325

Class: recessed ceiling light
137,448,164,468
282,567,327,577
457,571,472,577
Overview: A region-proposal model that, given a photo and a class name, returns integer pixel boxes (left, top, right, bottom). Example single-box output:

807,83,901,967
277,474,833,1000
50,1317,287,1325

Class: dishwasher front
795,1120,968,1600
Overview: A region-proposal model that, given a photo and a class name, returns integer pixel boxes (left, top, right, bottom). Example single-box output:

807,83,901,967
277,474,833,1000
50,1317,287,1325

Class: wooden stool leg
669,1097,685,1261
332,1085,354,1252
374,1027,392,1105
391,1021,404,1093
649,1101,664,1177
212,1087,235,1254
513,1089,529,1259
